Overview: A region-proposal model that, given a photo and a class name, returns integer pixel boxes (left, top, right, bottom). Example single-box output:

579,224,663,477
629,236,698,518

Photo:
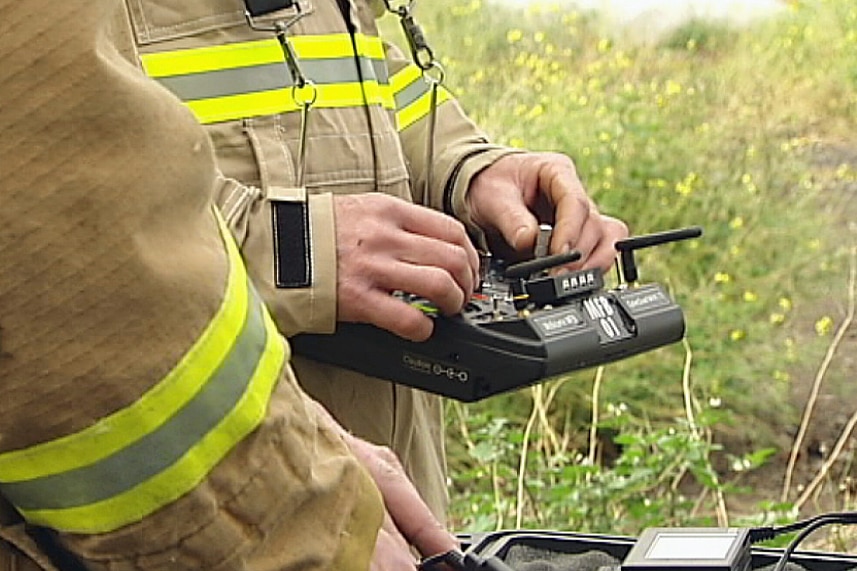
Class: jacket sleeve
384,41,523,242
214,177,338,338
0,2,382,570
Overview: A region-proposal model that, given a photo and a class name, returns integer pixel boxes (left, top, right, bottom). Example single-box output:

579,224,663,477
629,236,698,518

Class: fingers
552,202,629,273
578,214,629,272
467,152,630,273
308,407,426,571
355,289,435,342
488,201,541,255
466,161,541,254
530,155,630,271
345,436,459,559
370,512,420,571
345,251,474,340
334,194,480,339
385,232,478,313
337,250,474,341
394,203,481,288
314,409,458,566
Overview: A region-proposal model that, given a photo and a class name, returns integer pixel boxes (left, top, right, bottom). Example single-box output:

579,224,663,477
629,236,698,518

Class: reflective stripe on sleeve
140,34,395,124
0,210,287,534
389,64,452,131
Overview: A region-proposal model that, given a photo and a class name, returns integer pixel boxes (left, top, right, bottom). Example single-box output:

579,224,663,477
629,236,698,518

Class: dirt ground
722,139,857,550
782,139,856,499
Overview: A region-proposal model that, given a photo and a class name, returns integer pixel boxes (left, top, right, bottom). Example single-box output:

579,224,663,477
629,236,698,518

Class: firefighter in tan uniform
0,1,458,570
129,0,629,520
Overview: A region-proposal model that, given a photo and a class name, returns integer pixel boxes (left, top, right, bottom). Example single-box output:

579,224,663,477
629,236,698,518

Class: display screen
646,533,737,560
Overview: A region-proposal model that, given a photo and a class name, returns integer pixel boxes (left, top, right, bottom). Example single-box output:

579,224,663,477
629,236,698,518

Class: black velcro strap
243,0,296,17
271,200,312,288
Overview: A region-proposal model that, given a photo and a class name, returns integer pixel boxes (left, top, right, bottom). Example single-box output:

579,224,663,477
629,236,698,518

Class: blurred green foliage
382,0,857,539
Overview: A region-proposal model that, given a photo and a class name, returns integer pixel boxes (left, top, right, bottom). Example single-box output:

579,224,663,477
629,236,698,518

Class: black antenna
615,226,703,284
504,250,582,280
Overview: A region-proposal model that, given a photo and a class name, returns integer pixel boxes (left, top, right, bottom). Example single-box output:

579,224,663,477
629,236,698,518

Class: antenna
504,250,582,280
615,226,703,284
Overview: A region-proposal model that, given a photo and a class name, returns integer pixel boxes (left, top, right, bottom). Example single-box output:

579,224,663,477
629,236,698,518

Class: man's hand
312,402,459,570
333,193,480,342
346,436,459,570
466,152,629,272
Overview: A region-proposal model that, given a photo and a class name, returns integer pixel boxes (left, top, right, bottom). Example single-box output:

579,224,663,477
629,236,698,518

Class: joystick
289,226,703,402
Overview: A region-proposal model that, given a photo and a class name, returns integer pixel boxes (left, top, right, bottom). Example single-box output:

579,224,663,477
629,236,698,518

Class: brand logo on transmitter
622,288,668,311
532,308,584,337
402,353,470,383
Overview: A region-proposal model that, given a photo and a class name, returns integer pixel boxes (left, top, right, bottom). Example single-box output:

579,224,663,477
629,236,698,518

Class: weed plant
382,0,857,544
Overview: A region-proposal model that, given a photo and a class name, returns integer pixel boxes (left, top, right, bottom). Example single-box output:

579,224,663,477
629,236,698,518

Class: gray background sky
506,0,786,43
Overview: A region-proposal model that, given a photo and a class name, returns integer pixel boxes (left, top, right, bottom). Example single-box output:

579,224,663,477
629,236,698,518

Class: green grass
382,0,857,541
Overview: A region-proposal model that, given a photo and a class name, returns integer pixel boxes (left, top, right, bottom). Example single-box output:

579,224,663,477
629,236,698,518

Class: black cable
420,549,467,570
419,549,517,571
768,513,857,571
748,511,857,543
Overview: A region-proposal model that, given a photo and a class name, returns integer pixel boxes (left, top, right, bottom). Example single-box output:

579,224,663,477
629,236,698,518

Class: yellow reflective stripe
362,80,394,109
19,310,285,534
140,34,386,78
0,211,286,533
292,33,385,59
395,86,452,131
142,39,284,77
0,214,248,482
141,34,394,124
353,34,386,60
187,89,296,124
186,82,394,125
389,64,453,130
390,64,422,94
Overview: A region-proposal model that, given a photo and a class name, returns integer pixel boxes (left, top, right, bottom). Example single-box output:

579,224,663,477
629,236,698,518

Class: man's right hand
313,402,459,570
333,193,480,342
355,439,459,571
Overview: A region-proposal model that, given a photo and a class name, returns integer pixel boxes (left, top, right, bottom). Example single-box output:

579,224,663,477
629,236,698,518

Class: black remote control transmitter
290,226,702,402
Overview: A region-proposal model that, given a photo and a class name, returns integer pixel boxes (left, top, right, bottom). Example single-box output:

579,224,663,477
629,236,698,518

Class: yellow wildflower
815,316,834,336
665,80,682,96
773,370,791,382
507,29,523,43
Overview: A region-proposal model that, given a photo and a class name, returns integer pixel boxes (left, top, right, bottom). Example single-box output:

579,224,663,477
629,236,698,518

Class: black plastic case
457,530,857,571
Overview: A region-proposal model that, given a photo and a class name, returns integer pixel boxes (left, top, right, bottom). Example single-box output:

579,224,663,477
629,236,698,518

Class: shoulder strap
334,0,357,31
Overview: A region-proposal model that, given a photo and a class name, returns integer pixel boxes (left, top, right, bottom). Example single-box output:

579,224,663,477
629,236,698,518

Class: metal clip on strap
383,0,445,206
243,1,316,187
396,5,434,71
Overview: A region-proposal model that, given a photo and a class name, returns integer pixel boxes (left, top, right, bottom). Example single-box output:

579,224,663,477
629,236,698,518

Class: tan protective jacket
0,1,383,570
128,0,518,518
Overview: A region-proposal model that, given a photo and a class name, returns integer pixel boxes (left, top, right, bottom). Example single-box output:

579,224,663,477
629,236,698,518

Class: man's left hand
466,152,628,272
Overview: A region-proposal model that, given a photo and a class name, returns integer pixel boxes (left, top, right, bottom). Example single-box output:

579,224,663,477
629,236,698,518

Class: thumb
469,164,541,254
471,183,538,252
497,203,539,253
